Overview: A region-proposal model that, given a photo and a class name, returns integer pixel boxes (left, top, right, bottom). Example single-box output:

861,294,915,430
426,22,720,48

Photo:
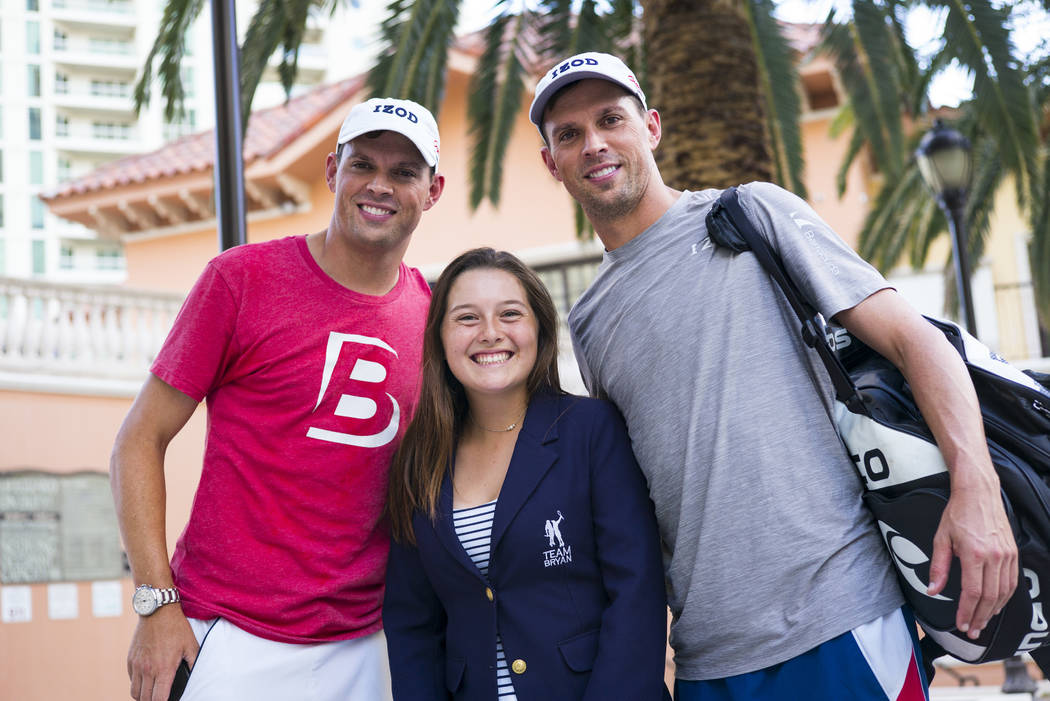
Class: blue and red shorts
674,607,929,701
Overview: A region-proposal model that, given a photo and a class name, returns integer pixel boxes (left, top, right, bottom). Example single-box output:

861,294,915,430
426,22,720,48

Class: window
29,151,44,185
0,472,125,583
54,30,68,51
29,107,42,140
181,66,195,97
90,79,130,98
59,245,74,269
27,64,41,97
0,194,4,228
0,150,4,183
30,196,45,229
31,239,45,273
57,156,72,181
96,248,124,270
163,109,197,141
92,121,131,140
26,21,40,55
56,114,69,137
55,72,69,94
27,0,39,11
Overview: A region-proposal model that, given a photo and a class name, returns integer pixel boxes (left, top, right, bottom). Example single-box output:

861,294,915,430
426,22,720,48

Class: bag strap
706,187,864,412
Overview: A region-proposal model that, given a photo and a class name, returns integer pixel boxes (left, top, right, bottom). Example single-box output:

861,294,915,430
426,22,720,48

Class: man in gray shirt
529,52,1017,699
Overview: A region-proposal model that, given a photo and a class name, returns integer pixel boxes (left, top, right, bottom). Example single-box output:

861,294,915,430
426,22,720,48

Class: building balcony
54,126,142,156
0,277,182,395
52,40,139,73
52,86,135,115
51,0,137,30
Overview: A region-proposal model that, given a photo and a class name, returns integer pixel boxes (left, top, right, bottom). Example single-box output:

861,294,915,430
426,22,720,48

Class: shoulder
550,393,625,430
209,236,301,276
401,264,433,299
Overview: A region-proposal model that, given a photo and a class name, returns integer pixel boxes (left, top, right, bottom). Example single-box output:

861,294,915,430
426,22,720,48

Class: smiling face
540,79,662,225
326,130,443,256
440,268,539,405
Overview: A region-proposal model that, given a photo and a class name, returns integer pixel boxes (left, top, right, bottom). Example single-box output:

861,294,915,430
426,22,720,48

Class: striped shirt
453,500,517,701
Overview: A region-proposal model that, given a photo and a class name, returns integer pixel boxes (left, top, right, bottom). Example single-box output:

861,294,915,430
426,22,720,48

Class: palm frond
133,0,205,121
820,19,898,178
367,0,462,112
467,11,531,208
835,127,866,197
938,0,1041,208
858,165,926,268
239,0,299,131
749,0,806,198
850,0,905,170
1030,146,1050,324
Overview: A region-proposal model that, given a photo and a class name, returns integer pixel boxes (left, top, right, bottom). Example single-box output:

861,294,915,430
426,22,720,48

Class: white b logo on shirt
306,332,400,448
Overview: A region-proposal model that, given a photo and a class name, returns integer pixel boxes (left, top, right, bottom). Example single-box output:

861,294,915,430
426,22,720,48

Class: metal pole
941,192,978,336
211,0,247,251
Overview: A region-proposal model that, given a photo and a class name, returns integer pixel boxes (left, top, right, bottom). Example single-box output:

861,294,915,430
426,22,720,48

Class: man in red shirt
111,98,444,701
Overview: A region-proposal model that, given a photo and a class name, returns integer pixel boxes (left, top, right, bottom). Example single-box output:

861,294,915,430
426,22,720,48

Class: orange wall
0,389,205,701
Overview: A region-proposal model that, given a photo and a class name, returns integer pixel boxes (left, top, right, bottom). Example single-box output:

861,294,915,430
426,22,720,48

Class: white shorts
181,617,392,701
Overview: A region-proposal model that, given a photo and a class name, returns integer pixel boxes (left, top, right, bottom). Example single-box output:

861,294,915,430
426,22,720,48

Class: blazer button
511,659,526,674
485,587,494,601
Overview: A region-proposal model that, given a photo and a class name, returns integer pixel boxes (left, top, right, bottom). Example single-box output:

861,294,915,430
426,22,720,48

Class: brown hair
387,248,563,543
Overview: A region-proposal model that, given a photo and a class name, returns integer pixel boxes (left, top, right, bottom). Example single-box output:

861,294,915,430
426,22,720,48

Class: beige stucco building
2,32,1046,700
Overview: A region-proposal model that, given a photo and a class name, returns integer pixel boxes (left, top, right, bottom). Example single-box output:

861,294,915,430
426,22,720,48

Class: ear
540,147,563,182
325,152,339,193
423,173,445,211
645,109,662,150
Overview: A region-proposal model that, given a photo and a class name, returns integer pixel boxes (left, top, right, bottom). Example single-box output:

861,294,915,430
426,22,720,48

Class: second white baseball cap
529,52,647,130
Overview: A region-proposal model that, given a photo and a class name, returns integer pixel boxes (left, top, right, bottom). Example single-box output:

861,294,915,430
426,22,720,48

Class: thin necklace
470,409,526,433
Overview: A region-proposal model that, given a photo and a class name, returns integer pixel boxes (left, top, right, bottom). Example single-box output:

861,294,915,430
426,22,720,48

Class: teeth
474,352,510,365
588,166,617,179
361,205,393,216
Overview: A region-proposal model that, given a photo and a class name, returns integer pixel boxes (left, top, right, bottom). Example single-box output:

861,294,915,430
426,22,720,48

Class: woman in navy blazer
385,248,669,701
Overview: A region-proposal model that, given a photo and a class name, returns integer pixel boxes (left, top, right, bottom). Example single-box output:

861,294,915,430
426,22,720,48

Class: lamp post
915,119,977,336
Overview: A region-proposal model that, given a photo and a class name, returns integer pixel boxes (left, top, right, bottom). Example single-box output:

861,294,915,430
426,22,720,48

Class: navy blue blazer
383,393,669,701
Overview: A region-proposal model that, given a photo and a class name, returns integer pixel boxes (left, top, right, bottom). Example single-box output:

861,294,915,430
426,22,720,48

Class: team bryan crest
543,510,572,567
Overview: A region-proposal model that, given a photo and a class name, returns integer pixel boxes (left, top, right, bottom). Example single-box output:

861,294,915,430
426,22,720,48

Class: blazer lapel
431,468,490,582
489,393,561,553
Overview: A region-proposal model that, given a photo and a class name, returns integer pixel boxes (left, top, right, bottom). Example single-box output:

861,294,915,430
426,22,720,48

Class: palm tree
820,0,1048,323
136,1,1045,319
133,0,806,211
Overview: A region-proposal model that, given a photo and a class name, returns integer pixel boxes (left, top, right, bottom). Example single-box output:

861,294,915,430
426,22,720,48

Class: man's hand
927,482,1018,639
127,605,199,701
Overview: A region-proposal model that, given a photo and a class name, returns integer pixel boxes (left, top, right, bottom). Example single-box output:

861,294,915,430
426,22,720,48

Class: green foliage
749,0,806,198
134,0,205,122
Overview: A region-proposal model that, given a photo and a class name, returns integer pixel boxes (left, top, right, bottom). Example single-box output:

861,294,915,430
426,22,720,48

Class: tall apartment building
0,0,369,284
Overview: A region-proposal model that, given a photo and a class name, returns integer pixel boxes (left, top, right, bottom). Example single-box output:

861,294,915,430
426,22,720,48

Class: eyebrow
447,300,528,313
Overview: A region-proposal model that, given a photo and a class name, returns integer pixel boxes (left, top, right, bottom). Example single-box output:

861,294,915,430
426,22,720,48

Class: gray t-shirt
569,183,904,680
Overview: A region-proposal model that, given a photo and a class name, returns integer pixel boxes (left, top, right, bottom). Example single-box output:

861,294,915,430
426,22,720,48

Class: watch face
132,587,158,616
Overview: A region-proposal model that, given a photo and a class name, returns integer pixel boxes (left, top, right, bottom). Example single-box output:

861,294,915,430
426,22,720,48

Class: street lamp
915,119,977,336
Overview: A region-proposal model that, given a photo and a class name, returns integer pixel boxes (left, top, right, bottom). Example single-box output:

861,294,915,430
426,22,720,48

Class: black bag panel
862,481,959,631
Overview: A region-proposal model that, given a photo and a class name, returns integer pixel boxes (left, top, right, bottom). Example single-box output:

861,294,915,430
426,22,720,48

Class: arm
111,374,201,701
835,289,1018,639
584,404,668,701
382,535,449,701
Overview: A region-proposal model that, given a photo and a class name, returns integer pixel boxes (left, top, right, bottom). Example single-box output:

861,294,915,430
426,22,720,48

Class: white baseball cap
529,52,647,131
337,97,440,168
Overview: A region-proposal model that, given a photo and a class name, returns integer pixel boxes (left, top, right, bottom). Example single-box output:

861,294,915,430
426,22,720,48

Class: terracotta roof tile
46,74,365,200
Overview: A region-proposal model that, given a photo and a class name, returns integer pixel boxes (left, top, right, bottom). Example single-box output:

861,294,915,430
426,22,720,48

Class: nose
479,316,504,343
366,171,394,196
581,127,608,158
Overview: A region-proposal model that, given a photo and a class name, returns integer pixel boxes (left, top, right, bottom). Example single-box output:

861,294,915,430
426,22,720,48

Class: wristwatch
131,584,180,616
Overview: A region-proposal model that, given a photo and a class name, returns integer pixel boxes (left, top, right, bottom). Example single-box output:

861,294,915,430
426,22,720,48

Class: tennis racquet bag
707,186,1050,664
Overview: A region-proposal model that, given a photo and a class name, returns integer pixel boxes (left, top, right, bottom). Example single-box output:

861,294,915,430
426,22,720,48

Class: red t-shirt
151,235,430,643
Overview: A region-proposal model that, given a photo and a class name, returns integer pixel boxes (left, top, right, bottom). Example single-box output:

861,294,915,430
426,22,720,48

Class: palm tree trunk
642,0,773,190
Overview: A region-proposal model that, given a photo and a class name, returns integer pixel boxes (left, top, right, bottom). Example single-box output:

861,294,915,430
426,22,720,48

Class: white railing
0,277,183,389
